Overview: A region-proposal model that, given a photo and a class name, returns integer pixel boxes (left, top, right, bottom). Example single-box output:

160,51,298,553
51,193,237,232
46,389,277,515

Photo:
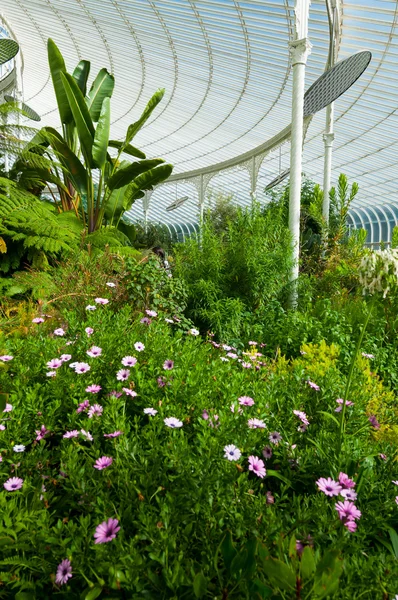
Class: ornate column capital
289,37,312,66
323,132,335,147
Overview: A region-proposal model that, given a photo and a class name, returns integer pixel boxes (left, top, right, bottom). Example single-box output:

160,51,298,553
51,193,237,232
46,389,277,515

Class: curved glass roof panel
1,0,398,224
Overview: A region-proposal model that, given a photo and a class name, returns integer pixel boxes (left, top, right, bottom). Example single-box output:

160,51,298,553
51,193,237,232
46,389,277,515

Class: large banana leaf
125,88,165,145
43,126,88,197
125,163,173,207
92,97,110,169
47,39,73,125
86,68,115,122
73,60,91,96
107,158,165,191
104,183,129,223
108,140,146,159
61,72,95,168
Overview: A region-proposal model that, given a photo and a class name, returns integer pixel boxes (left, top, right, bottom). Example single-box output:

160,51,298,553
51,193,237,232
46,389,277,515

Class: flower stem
337,295,376,460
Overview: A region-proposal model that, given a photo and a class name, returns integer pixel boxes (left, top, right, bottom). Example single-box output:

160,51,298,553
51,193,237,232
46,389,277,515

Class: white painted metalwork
0,0,397,239
288,2,312,301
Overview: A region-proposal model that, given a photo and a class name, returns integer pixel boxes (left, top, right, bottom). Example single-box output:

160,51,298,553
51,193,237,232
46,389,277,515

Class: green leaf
314,550,343,599
0,393,8,413
387,527,398,559
262,557,296,590
193,572,207,598
73,60,91,96
86,68,115,121
300,546,316,579
243,537,258,577
43,127,88,197
317,410,340,426
15,593,35,600
220,531,237,573
107,158,165,191
125,88,165,145
266,469,291,486
125,163,173,204
47,39,72,124
230,549,248,576
250,579,273,599
104,184,129,224
108,140,146,159
61,72,95,167
93,97,110,169
80,586,102,600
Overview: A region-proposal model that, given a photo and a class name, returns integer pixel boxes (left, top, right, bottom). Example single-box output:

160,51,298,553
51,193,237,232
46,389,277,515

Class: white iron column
322,102,335,223
288,0,312,306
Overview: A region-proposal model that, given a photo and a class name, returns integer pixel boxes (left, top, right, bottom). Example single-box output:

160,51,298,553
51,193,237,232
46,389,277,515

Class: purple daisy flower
86,384,101,393
94,518,120,544
60,354,72,362
0,355,13,362
241,362,252,369
106,282,116,288
307,380,320,391
86,383,102,394
145,309,158,317
338,472,356,489
140,317,151,325
123,387,138,397
74,362,91,374
36,425,49,441
53,328,66,336
134,342,145,352
248,418,266,429
76,400,90,413
262,446,273,460
87,346,102,358
95,298,109,305
223,444,241,461
188,328,199,336
46,358,63,369
144,408,158,416
248,455,266,478
238,396,255,406
94,456,113,470
86,305,96,311
116,369,130,381
104,431,123,438
4,477,23,491
88,404,103,418
3,403,13,413
316,477,342,497
80,429,93,441
269,431,282,445
32,317,45,324
368,414,380,429
362,352,375,359
341,489,357,501
85,327,94,336
63,430,79,439
157,376,167,387
121,356,137,367
335,500,361,521
293,410,309,425
55,559,72,586
163,359,174,370
164,417,183,428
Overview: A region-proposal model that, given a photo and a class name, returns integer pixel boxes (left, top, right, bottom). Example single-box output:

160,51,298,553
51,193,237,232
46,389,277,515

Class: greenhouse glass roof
1,0,397,230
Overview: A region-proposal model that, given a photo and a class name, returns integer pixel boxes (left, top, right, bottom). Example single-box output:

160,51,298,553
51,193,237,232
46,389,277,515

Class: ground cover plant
1,247,398,599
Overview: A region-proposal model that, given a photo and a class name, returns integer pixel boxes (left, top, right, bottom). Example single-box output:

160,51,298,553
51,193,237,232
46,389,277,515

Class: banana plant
21,39,173,234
